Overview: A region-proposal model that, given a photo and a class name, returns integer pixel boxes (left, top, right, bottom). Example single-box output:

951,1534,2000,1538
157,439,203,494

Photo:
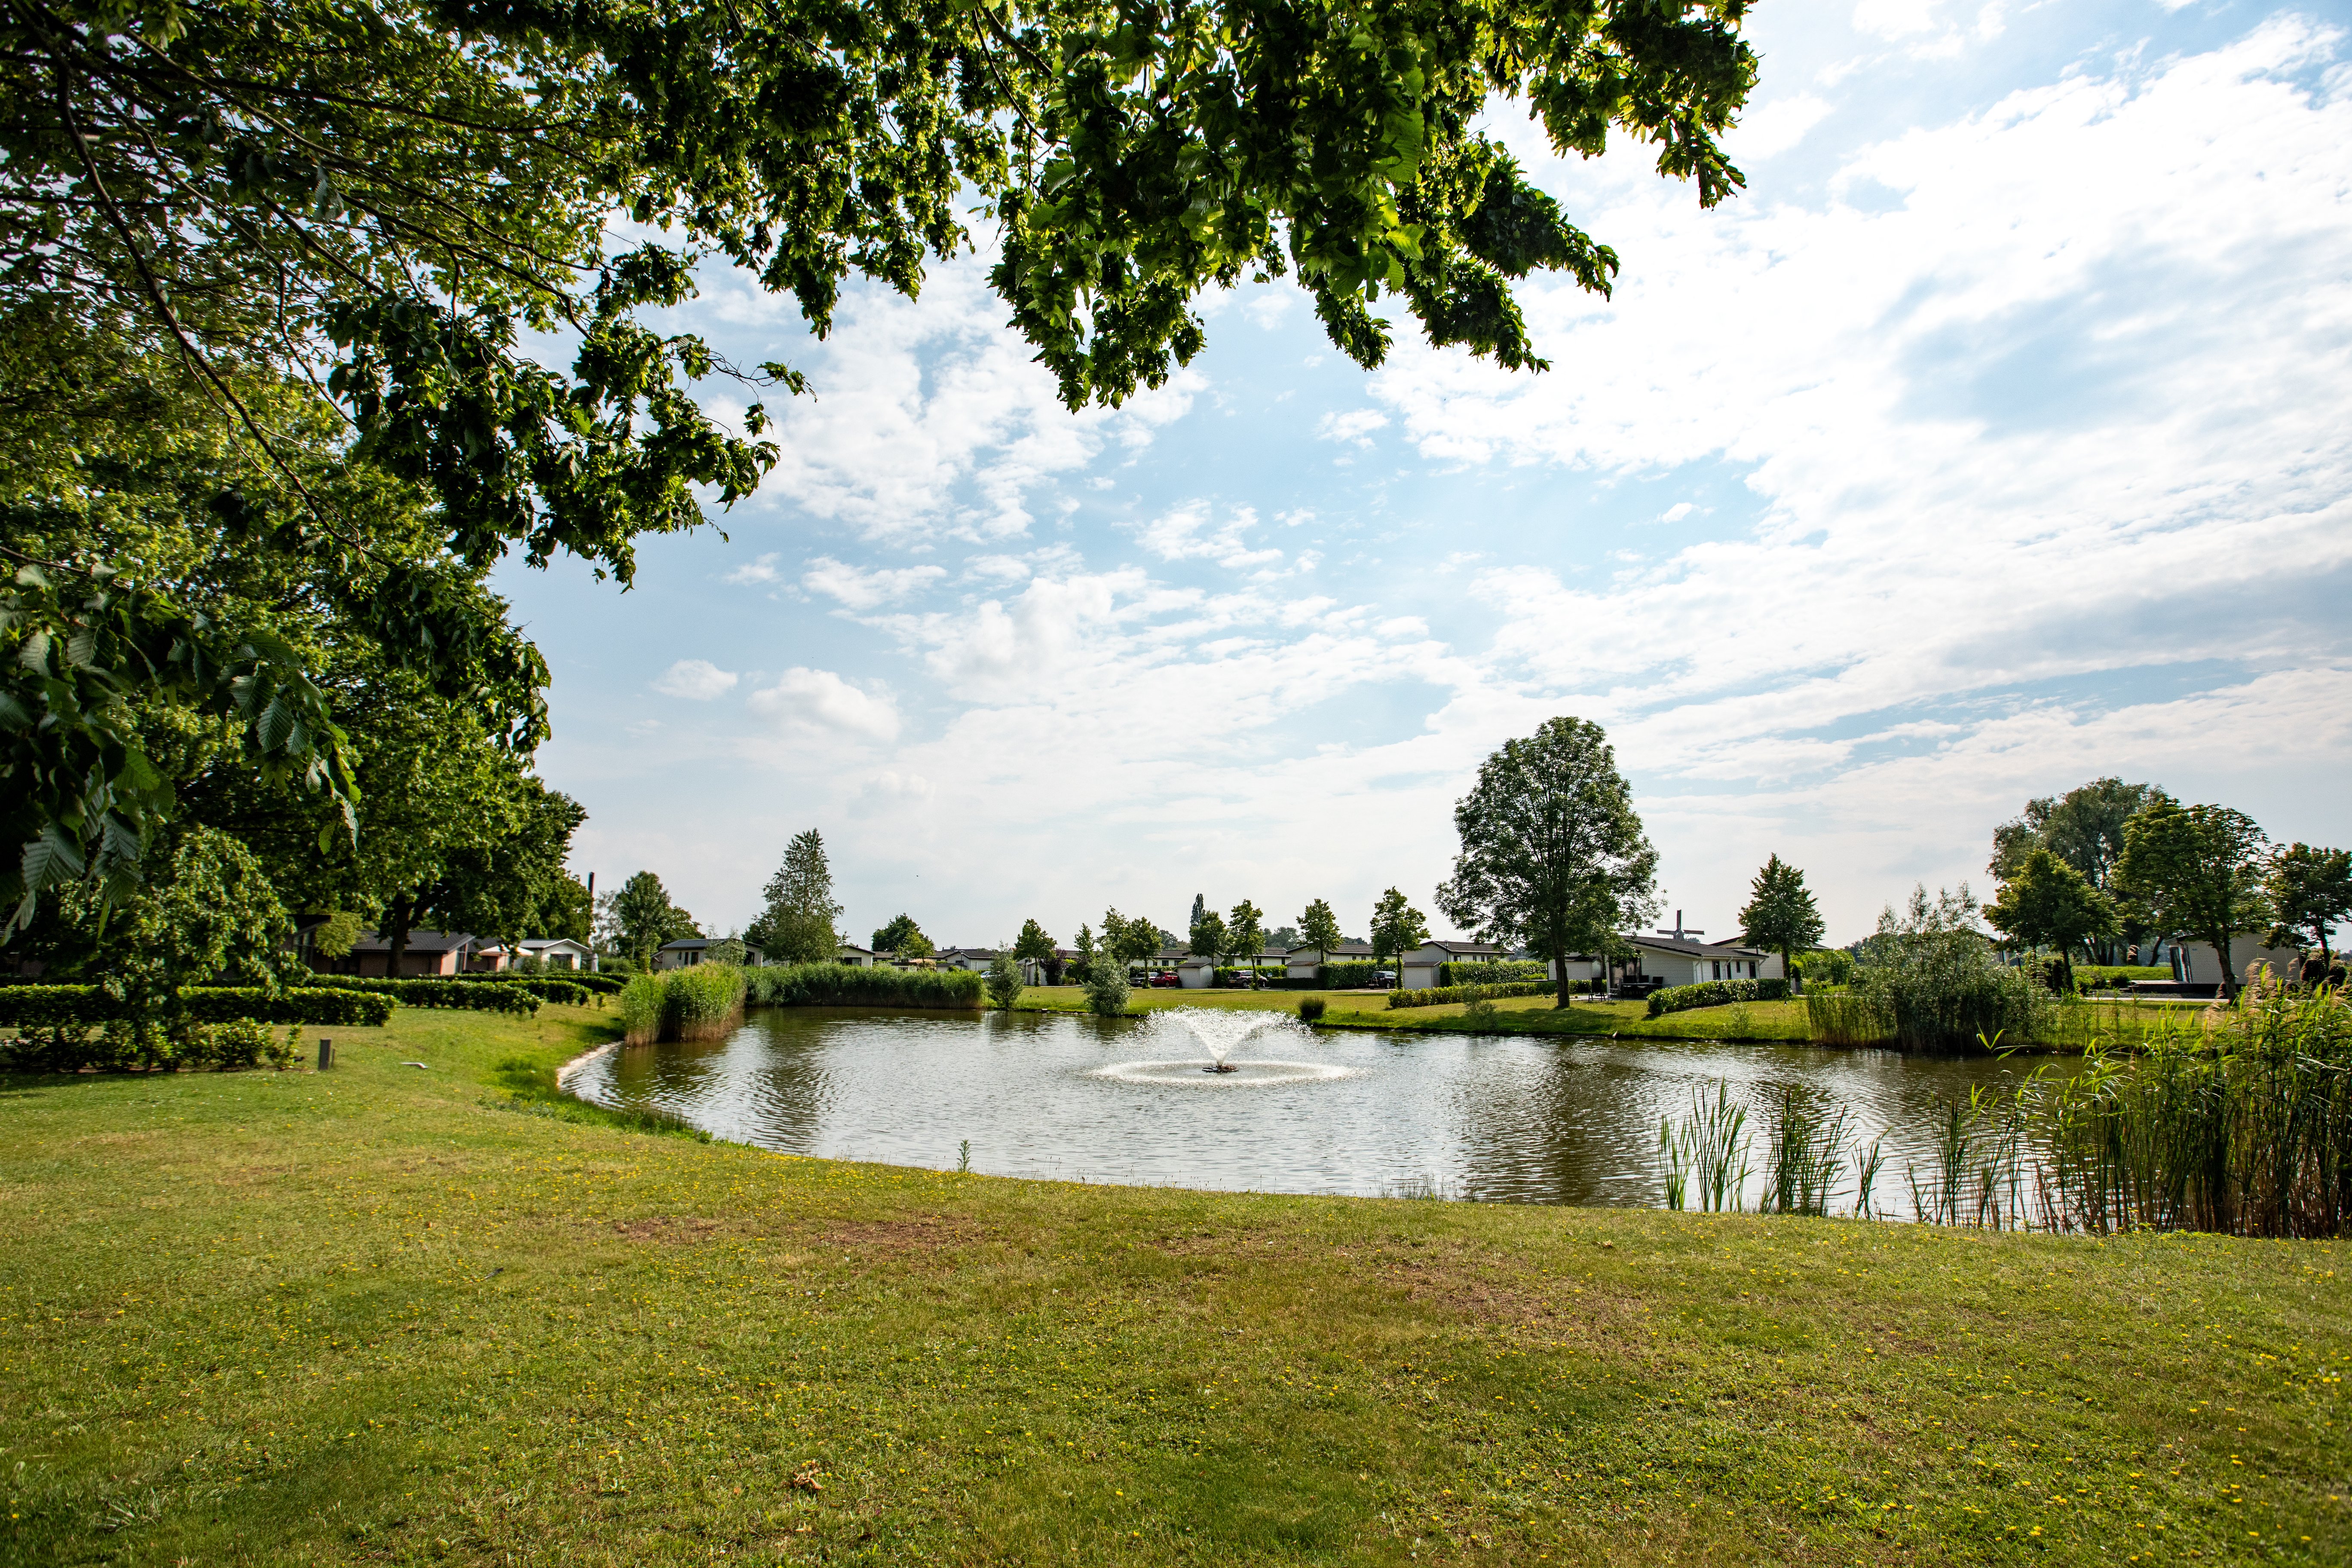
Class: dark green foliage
2265,842,2352,962
1792,948,1856,988
748,830,842,965
1986,848,2121,973
1296,997,1327,1023
1389,980,1555,1010
1737,854,1825,984
605,871,697,972
1847,886,2049,1053
1645,978,1790,1018
984,951,1025,1011
0,984,392,1031
744,964,984,1010
1990,778,2161,889
0,1014,303,1072
1320,962,1384,989
1437,716,1660,1006
298,977,553,1012
1436,960,1550,986
1368,888,1430,977
2115,799,2271,993
870,915,933,959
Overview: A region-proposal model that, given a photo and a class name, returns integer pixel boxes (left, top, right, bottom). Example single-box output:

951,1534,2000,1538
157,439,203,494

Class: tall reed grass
1758,1086,1849,1216
1658,1085,1751,1212
618,964,747,1044
742,963,984,1010
2038,981,2352,1237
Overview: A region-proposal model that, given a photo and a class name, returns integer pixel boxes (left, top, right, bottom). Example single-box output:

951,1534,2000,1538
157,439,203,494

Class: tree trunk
2210,928,2239,997
1553,947,1572,1009
386,895,413,977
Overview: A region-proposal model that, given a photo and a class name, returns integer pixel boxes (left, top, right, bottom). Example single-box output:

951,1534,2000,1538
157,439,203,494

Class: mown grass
2,1005,2348,1565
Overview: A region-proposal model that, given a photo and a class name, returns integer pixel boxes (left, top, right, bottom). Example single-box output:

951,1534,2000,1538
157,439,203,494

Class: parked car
1371,969,1396,988
1149,970,1180,988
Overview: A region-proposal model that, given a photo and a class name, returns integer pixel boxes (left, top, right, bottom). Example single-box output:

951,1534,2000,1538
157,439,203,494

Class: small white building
933,946,999,973
835,943,878,968
479,936,595,971
1548,935,1782,991
1402,940,1507,991
655,938,767,970
2165,936,2306,988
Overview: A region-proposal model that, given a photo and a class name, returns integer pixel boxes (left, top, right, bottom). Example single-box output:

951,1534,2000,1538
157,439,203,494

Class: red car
1148,970,1180,988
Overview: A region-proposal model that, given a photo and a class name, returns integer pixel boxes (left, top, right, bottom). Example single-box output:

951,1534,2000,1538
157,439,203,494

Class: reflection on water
568,1006,2076,1215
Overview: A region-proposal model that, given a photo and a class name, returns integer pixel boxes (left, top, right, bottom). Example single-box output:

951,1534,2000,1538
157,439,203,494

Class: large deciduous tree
1224,898,1265,980
1736,853,1824,991
0,0,1758,909
1436,716,1659,1006
1989,778,2161,962
2114,801,2270,996
748,829,842,964
870,913,931,959
607,870,697,971
2263,843,2352,970
1984,848,2121,988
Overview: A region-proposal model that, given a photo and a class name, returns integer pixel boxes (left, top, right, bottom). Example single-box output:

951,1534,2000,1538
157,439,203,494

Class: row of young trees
1981,778,2349,992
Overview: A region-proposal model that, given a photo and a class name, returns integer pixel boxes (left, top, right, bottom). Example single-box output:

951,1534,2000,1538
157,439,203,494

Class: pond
569,1006,2078,1218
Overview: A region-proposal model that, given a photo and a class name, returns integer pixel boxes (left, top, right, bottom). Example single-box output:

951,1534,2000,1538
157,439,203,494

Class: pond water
567,1006,2076,1216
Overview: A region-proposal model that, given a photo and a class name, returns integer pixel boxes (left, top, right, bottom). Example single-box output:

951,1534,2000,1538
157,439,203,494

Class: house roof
836,943,877,957
1629,934,1767,959
350,929,478,953
1416,940,1504,956
1284,941,1377,958
936,946,997,959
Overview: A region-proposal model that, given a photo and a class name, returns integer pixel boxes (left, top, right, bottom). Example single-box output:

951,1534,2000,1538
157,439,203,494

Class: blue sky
497,0,2352,951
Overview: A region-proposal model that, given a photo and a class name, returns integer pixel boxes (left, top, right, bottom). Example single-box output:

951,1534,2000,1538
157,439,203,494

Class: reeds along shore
1672,982,2352,1239
619,965,747,1045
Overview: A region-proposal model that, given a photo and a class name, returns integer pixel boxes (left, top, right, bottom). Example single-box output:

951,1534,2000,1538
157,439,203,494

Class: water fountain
1090,1008,1350,1086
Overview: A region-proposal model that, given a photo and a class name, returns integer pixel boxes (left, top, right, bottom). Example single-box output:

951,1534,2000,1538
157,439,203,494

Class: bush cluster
1319,962,1384,989
0,985,395,1028
459,969,626,996
1435,960,1550,987
1,1016,304,1073
291,977,542,1014
742,964,985,1011
1389,980,1557,1010
1645,978,1792,1018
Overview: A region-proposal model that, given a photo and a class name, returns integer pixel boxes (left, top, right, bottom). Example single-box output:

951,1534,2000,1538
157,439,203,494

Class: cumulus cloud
747,668,902,741
1134,502,1285,572
652,659,740,700
803,556,948,610
1317,408,1390,447
724,552,783,586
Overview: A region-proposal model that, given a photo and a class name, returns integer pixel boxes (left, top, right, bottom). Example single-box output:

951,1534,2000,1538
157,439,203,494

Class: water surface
570,1007,2074,1216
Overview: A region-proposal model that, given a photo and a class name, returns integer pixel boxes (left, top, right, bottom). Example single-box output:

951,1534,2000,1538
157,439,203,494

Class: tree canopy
1736,853,1823,986
1224,899,1264,968
1436,715,1657,1005
2114,800,2270,994
2263,843,2351,966
604,870,697,970
1984,848,2119,978
1,0,1758,916
748,828,841,963
1989,778,2161,890
1297,897,1343,960
870,913,931,957
1368,887,1428,974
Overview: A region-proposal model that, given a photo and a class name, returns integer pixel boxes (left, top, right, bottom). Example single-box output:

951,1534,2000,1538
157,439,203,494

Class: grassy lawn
3,1003,2347,1565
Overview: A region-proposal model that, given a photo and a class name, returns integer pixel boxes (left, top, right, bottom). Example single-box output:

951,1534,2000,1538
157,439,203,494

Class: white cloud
803,556,948,610
652,659,740,700
1134,502,1285,572
746,668,902,741
1317,408,1390,447
1730,93,1835,158
1657,502,1695,524
724,552,782,586
742,255,1205,542
1243,292,1297,329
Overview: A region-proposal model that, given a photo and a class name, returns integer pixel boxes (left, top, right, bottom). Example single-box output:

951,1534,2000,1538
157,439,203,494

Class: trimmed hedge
1320,962,1384,989
285,977,542,1014
0,1014,307,1073
744,964,984,1010
1436,960,1550,987
0,985,395,1028
1389,980,1558,1010
1646,977,1791,1018
463,969,625,996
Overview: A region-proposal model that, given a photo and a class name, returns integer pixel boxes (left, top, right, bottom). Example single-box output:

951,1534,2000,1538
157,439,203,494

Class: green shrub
1389,981,1554,1010
1804,992,1890,1046
1851,887,2049,1052
1645,978,1791,1018
294,977,548,1013
1792,948,1856,988
1297,997,1327,1022
1436,960,1549,986
743,965,985,1010
0,985,393,1030
1320,962,1381,989
1,1014,306,1072
984,952,1024,1011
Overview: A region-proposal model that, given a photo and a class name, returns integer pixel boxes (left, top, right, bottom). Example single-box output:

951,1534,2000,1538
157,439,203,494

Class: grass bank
3,1006,2347,1565
1012,986,2212,1048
